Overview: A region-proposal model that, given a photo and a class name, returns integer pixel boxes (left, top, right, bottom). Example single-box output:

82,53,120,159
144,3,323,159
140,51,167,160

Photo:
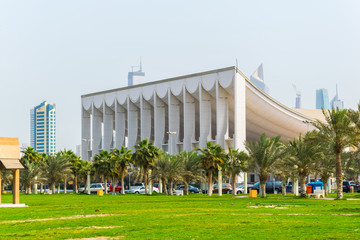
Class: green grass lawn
1,193,360,240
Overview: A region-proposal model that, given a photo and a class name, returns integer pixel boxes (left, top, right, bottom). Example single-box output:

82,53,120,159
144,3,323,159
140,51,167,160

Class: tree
21,147,41,164
133,138,161,194
177,151,203,195
21,147,42,193
312,108,359,199
111,146,133,194
288,132,321,197
93,150,112,194
42,154,71,194
152,154,170,195
59,149,80,193
166,155,183,195
20,159,42,194
246,134,284,197
197,142,225,196
223,148,248,196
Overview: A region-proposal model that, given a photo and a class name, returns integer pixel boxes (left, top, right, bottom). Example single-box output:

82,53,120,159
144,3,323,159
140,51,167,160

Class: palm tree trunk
121,170,125,194
112,177,116,194
300,176,306,198
208,170,213,196
184,182,189,195
144,166,148,195
260,175,267,197
292,175,295,194
64,178,67,194
51,183,56,194
40,183,44,193
74,175,78,193
232,174,236,196
322,176,329,197
335,152,343,200
282,177,287,195
163,179,168,195
57,183,60,194
169,180,173,195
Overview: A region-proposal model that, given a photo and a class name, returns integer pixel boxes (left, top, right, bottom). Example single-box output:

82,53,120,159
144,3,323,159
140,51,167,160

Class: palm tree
165,155,183,195
79,160,93,192
1,170,12,191
21,146,42,193
246,134,284,197
42,154,72,194
288,132,321,197
133,138,161,194
315,151,335,197
312,108,360,199
20,159,42,194
111,146,133,194
223,148,248,196
197,142,225,196
93,150,112,194
60,150,81,193
177,151,203,195
152,154,170,194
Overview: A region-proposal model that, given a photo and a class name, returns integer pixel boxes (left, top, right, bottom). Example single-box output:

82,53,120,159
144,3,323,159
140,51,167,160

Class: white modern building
81,66,317,164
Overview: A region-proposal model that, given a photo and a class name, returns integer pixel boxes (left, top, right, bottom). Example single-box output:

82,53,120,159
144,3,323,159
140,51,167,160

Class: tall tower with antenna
292,84,301,109
128,58,146,86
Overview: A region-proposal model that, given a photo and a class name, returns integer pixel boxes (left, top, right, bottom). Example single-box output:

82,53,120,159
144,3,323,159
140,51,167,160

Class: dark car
175,185,200,193
213,183,232,194
248,181,283,194
343,181,360,193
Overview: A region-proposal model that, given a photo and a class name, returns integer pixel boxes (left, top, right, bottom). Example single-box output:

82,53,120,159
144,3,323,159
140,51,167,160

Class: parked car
213,183,232,194
175,185,200,193
78,183,105,194
286,182,300,193
128,186,159,194
230,185,244,194
130,183,145,190
343,181,360,193
109,183,122,193
248,181,283,194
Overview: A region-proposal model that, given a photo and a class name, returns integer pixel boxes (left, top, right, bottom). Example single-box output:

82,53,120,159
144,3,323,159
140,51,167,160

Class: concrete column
183,87,195,151
243,172,248,194
103,103,114,151
141,97,152,140
216,82,229,148
168,91,180,154
199,85,212,148
218,170,222,196
115,102,126,149
127,99,139,151
81,107,91,161
12,169,20,204
154,95,165,149
92,104,102,156
234,71,247,192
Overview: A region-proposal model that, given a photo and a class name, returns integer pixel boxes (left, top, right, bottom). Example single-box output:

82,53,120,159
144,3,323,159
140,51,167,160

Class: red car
109,183,122,193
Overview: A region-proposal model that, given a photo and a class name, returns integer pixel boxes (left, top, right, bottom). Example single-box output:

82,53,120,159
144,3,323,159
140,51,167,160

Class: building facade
330,85,344,109
30,101,56,155
250,64,269,94
316,88,330,110
81,66,314,162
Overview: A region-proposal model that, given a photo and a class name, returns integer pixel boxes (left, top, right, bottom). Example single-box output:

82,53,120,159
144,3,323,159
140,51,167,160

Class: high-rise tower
250,64,269,94
316,88,330,110
128,59,146,86
30,101,56,155
330,85,344,109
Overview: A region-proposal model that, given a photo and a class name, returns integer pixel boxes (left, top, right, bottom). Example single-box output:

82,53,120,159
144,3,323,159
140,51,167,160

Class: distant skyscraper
250,64,269,94
30,101,56,155
330,85,344,109
293,84,301,109
316,88,330,110
128,60,146,86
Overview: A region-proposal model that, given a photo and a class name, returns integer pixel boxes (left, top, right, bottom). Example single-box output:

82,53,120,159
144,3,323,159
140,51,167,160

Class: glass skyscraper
30,101,56,155
316,88,330,110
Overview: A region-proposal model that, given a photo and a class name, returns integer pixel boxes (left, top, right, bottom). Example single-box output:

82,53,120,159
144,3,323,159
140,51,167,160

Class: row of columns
82,74,247,161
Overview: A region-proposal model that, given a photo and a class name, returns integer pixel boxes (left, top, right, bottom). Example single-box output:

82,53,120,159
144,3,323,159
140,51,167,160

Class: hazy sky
1,0,359,152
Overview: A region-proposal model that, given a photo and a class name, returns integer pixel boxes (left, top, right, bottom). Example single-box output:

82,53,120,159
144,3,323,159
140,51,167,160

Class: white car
128,186,159,194
78,183,105,193
230,185,244,194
